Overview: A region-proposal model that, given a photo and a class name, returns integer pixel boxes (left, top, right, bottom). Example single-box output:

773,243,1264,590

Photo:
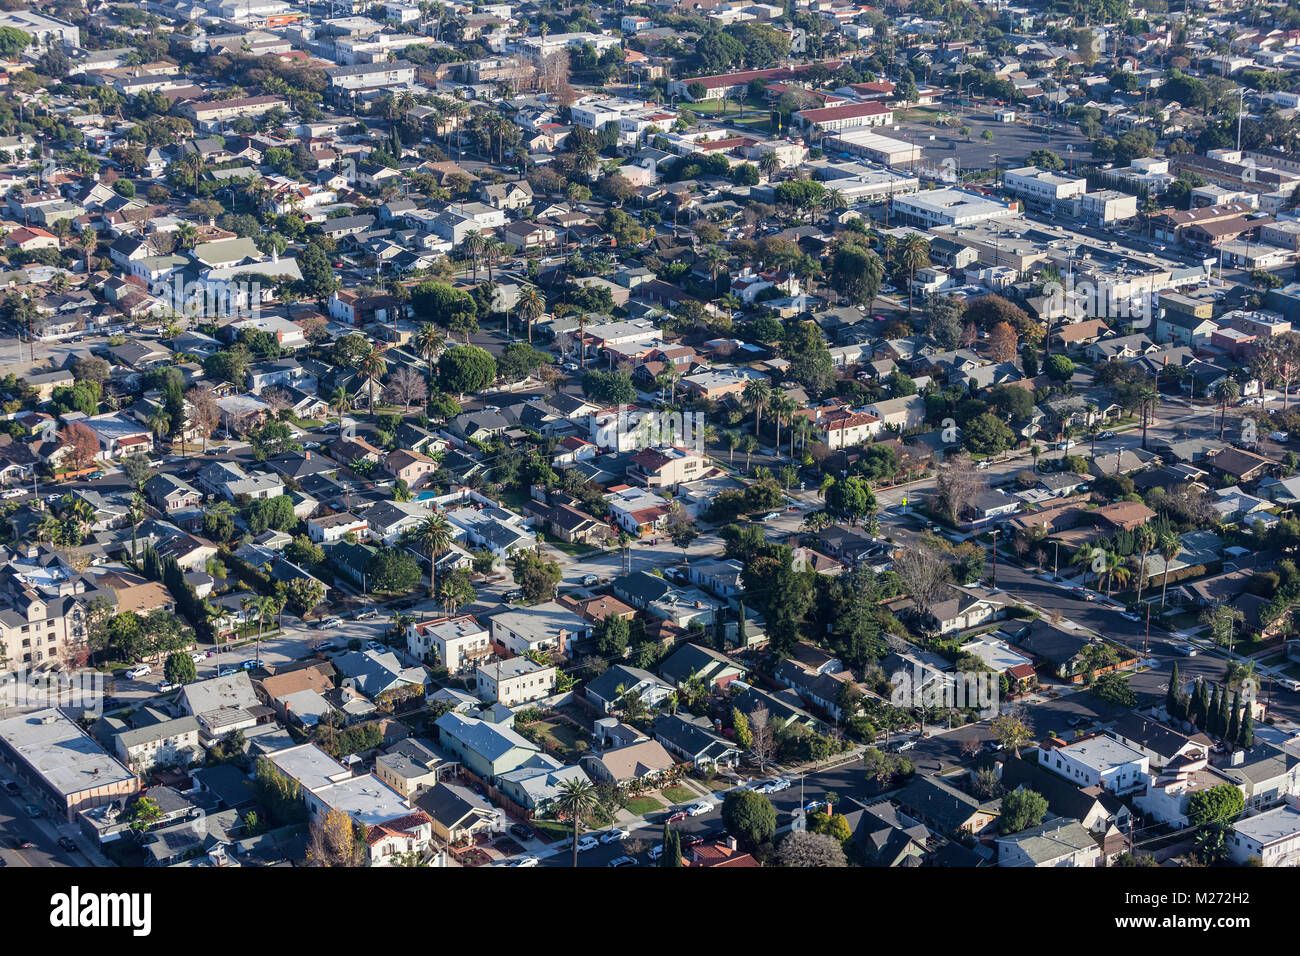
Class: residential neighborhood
0,0,1295,912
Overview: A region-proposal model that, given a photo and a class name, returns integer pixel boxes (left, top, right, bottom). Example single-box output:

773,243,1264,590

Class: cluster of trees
1168,664,1254,750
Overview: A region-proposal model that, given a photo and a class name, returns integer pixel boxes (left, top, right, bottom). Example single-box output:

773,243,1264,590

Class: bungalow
580,738,676,787
416,782,501,845
652,713,742,768
585,664,674,714
433,710,543,781
658,642,745,690
892,774,998,835
926,584,1014,634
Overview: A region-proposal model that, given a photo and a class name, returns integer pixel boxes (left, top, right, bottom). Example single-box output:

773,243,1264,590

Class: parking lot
884,109,1095,174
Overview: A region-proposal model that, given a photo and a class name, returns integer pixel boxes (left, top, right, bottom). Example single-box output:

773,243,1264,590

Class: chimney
304,451,311,460
726,835,737,851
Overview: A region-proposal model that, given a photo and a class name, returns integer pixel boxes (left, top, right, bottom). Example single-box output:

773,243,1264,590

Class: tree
893,546,950,625
364,550,421,593
988,321,1018,362
1214,379,1240,441
60,423,100,475
1000,788,1048,834
776,830,847,866
1091,671,1137,708
357,344,389,415
164,651,197,685
747,705,776,772
595,614,630,658
990,713,1033,751
556,777,599,868
510,550,562,604
307,808,362,866
665,502,699,562
438,345,497,397
721,788,777,853
1202,605,1245,654
385,365,428,411
659,824,682,867
411,513,453,598
1044,354,1075,383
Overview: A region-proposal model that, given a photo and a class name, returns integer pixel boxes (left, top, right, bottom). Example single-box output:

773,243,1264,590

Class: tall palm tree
357,344,389,416
412,513,453,598
1134,525,1156,607
329,385,351,437
515,285,544,344
1214,379,1240,441
555,777,599,868
740,434,760,471
899,232,930,320
770,394,796,455
742,379,771,443
460,229,486,281
721,429,740,465
413,323,445,382
1157,529,1181,608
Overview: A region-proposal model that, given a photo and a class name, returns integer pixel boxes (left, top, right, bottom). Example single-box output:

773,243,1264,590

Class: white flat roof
0,709,135,797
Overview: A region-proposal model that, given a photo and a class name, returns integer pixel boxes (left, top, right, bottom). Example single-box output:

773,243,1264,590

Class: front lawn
661,785,696,804
624,795,665,816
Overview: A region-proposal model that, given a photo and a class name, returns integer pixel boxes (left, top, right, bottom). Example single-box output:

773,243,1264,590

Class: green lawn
625,796,665,816
549,539,599,558
661,785,696,804
531,719,584,754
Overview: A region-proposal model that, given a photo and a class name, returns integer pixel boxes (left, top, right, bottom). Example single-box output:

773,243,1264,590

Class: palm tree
515,284,545,344
1214,379,1240,441
412,513,454,598
460,230,486,281
1134,525,1156,607
721,429,740,465
357,344,389,415
742,379,771,443
758,151,781,181
700,244,728,296
824,188,848,228
413,323,445,382
740,434,760,471
899,232,930,319
329,385,350,436
770,394,796,455
1157,529,1181,608
555,777,599,868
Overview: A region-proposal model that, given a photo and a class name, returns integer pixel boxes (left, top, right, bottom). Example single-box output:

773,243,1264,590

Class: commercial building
890,188,1020,229
0,709,139,821
820,128,921,167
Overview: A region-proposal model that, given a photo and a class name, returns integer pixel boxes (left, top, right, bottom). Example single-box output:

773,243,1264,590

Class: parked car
316,641,338,652
681,834,705,848
11,838,34,849
239,659,264,670
23,804,44,818
598,828,629,844
509,823,535,842
365,640,385,652
190,653,205,663
1173,643,1199,657
1056,440,1077,450
608,855,637,867
125,664,151,680
1097,430,1116,439
1272,430,1291,442
575,835,599,852
646,844,665,861
1,488,24,499
666,810,688,823
761,511,781,521
686,801,714,817
317,618,341,630
158,681,177,693
766,777,791,792
504,589,523,602
984,740,1004,753
510,855,539,867
57,837,78,852
581,573,600,586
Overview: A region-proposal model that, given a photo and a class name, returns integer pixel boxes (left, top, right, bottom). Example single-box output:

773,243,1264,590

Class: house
652,713,742,768
1010,620,1101,682
1039,735,1149,794
998,754,1130,835
178,672,268,743
433,711,543,781
407,615,492,673
926,584,1013,635
996,819,1100,867
95,710,202,775
892,774,997,835
306,510,368,544
862,395,927,431
415,781,501,845
580,738,676,786
658,643,745,690
584,664,674,714
374,739,452,800
475,656,556,707
490,602,591,658
383,449,438,489
1215,744,1300,812
334,650,427,701
144,473,202,513
1229,802,1300,865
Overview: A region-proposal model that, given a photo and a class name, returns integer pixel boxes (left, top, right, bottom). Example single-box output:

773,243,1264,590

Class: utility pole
1144,601,1151,655
1053,540,1060,580
988,527,999,587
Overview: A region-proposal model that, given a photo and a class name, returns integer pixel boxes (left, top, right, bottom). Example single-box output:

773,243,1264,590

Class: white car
1,488,24,499
686,801,714,817
581,574,600,586
765,777,791,792
598,828,629,844
126,665,151,680
575,835,599,852
191,653,205,663
1056,440,1077,450
510,855,539,867
1272,431,1291,443
608,855,637,867
317,618,341,630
